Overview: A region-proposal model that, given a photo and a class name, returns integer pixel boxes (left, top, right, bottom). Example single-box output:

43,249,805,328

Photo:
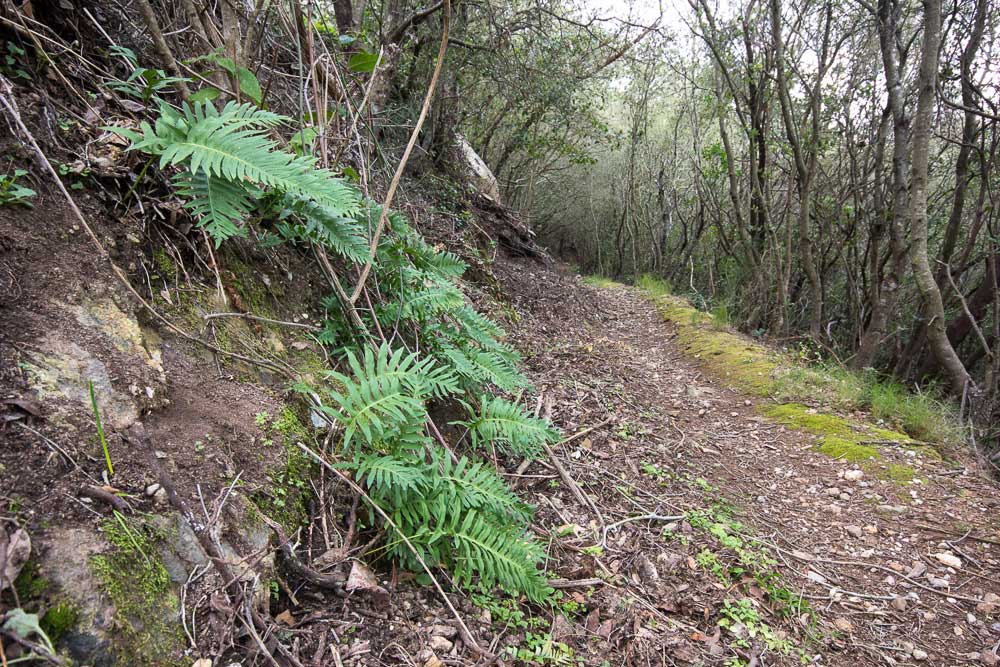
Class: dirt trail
497,258,1000,666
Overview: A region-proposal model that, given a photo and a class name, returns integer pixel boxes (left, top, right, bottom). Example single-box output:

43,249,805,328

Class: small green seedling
0,168,36,208
88,380,114,477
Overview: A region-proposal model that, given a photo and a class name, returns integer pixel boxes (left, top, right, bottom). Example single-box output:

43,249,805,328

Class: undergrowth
632,274,964,449
115,96,559,601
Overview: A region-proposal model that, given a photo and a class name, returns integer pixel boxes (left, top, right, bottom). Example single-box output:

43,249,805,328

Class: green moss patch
631,283,962,454
91,515,184,666
253,407,316,532
582,275,623,289
761,403,884,463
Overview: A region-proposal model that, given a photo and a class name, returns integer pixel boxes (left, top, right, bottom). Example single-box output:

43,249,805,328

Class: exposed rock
428,636,453,653
845,525,863,539
843,469,864,481
455,134,501,202
24,336,139,429
911,648,928,661
934,552,962,569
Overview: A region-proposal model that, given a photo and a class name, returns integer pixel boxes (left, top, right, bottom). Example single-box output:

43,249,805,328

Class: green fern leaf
457,396,558,458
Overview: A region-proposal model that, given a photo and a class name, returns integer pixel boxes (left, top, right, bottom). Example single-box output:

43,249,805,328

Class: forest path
495,259,1000,666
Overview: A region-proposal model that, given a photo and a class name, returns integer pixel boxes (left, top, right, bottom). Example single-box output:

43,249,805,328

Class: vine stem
349,0,451,304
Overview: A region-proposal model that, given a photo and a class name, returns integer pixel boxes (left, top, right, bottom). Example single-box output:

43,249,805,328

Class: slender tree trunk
855,0,911,368
908,0,971,395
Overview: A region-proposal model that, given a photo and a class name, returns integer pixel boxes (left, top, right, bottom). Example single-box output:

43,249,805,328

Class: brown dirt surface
494,255,1000,666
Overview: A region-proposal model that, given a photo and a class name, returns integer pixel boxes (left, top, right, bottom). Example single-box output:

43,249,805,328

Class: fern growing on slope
327,344,551,601
120,101,558,603
113,101,361,244
457,396,559,458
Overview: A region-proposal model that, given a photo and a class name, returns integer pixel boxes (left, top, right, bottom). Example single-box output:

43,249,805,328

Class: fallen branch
79,485,129,512
548,577,605,589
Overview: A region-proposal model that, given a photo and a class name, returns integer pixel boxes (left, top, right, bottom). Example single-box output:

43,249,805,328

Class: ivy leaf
348,52,379,73
189,87,221,103
3,608,55,654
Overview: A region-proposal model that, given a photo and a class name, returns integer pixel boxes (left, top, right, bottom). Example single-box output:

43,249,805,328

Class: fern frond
457,396,558,458
280,196,369,263
448,511,550,602
434,453,532,523
439,345,528,393
174,170,255,244
348,453,427,505
323,347,427,450
451,306,506,347
129,101,360,242
382,281,465,322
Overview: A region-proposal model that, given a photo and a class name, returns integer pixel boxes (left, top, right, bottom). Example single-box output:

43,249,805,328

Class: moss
640,287,962,452
90,516,184,666
151,248,176,279
761,404,855,438
253,407,315,532
224,255,282,318
41,601,80,643
761,403,881,462
818,437,880,462
13,560,50,599
581,275,622,289
881,463,915,483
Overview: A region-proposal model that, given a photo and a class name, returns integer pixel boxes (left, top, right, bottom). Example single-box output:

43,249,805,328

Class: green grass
581,274,621,289
634,280,964,451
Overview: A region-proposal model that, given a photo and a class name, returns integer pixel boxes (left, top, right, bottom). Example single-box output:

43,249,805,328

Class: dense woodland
516,0,1000,443
4,0,1000,664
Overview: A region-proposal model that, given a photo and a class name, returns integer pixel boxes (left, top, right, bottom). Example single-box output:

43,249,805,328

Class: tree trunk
908,0,971,395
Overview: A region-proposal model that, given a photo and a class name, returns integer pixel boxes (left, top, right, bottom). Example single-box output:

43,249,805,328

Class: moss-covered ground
91,513,185,666
623,275,964,476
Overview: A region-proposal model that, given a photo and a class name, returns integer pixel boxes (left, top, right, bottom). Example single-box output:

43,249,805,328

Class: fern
120,103,556,604
348,453,426,505
116,101,360,247
439,345,528,393
322,344,428,450
434,453,532,522
276,196,369,263
458,396,559,458
448,511,551,602
359,445,550,601
173,171,256,242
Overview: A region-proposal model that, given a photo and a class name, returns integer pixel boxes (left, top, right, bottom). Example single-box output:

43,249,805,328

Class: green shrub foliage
117,101,555,602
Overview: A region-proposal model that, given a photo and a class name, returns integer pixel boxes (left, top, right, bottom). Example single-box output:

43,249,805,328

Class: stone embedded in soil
976,592,1000,615
428,636,453,653
912,648,929,660
934,552,963,569
844,469,864,481
428,624,458,639
845,525,863,538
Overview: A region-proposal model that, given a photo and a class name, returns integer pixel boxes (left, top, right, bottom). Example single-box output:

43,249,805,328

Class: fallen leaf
0,528,31,592
345,561,390,608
